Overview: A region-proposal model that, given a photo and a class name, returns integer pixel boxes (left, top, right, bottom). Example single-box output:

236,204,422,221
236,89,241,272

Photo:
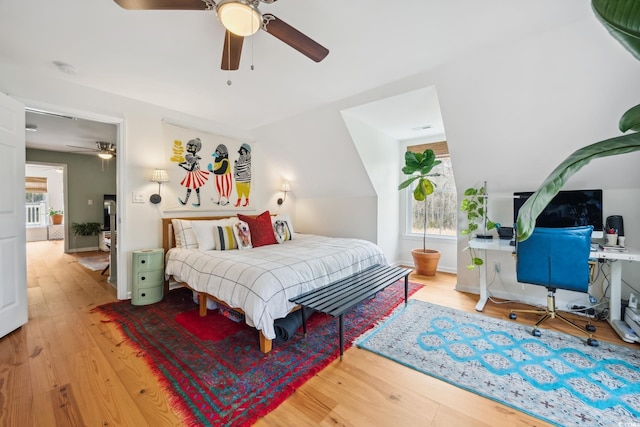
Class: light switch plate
132,192,145,203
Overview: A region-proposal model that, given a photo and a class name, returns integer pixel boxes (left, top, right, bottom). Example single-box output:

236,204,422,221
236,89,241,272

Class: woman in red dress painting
178,138,209,207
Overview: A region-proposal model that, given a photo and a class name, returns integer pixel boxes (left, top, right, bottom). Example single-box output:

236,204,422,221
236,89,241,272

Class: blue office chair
509,226,598,346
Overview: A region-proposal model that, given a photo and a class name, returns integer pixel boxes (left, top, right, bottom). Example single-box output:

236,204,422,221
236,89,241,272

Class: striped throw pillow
212,226,238,250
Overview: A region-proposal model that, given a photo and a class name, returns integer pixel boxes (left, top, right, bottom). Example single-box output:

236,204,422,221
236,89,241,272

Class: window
25,177,48,226
406,141,457,237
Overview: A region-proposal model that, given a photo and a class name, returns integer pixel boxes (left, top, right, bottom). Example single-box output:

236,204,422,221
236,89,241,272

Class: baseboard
68,246,101,253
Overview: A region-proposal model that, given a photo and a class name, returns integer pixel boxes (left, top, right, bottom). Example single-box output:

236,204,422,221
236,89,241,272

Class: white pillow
191,219,236,250
171,219,198,249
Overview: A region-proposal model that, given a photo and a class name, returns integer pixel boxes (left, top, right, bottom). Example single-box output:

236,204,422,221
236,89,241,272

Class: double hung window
406,141,457,237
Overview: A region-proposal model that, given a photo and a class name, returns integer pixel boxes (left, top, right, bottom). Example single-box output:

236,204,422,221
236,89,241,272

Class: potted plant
460,185,498,269
71,222,102,237
49,208,64,225
398,148,442,276
515,0,640,242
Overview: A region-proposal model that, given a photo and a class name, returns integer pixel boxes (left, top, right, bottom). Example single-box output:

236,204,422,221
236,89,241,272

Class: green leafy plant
49,208,63,216
460,185,497,269
398,149,441,252
516,0,640,241
71,222,102,237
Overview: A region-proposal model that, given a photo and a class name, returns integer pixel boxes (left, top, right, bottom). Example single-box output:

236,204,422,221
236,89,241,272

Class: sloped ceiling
0,1,590,135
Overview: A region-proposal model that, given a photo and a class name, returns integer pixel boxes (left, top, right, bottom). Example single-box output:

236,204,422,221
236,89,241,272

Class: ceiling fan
112,0,329,70
67,141,117,159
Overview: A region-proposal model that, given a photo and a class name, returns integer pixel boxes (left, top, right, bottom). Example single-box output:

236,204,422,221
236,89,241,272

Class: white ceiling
1,1,590,146
25,110,118,153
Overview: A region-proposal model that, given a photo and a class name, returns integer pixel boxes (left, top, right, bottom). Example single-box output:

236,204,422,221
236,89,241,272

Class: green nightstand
131,248,164,306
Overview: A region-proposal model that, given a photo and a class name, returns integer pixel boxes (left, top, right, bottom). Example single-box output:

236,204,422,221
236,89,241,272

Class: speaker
606,215,624,236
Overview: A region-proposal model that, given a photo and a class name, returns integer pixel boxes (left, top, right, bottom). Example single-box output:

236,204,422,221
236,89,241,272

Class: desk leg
609,260,622,322
606,260,636,342
339,314,344,361
475,249,488,312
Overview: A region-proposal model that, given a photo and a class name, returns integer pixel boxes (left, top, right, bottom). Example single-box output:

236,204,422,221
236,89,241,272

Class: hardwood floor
0,240,635,426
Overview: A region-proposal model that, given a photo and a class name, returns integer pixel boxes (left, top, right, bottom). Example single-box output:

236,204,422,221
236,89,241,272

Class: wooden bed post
199,293,208,317
259,332,272,353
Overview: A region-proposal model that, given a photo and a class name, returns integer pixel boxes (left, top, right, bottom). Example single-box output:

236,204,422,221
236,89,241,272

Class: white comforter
165,234,387,339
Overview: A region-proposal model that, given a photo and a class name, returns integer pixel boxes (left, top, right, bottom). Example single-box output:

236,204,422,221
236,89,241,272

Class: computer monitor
513,189,603,239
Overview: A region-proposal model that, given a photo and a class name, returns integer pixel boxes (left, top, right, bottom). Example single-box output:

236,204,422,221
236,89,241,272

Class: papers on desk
599,244,628,252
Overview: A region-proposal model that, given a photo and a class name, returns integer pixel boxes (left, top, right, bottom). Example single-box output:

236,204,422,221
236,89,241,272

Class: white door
0,93,27,338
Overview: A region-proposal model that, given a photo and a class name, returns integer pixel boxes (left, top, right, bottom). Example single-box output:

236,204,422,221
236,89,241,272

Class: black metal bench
289,264,413,359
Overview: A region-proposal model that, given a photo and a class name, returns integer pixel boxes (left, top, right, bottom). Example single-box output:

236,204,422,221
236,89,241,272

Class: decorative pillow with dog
238,211,278,247
271,214,295,234
232,220,252,250
273,219,293,243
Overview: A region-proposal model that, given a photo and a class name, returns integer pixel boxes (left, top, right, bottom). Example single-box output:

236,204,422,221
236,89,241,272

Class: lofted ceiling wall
1,1,589,138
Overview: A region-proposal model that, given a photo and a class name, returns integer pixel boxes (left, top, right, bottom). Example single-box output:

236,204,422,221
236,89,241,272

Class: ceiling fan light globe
217,0,261,37
98,152,113,160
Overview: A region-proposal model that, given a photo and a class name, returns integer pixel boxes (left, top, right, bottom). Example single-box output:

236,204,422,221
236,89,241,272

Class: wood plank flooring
0,240,635,426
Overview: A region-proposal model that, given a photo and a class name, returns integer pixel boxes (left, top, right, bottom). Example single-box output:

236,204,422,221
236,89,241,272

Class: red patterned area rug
97,281,421,426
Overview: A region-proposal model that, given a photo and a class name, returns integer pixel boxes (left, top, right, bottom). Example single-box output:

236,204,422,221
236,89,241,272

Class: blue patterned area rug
356,299,640,427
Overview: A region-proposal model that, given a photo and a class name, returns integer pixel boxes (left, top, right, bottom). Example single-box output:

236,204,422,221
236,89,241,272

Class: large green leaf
620,103,640,132
516,132,640,241
592,0,640,60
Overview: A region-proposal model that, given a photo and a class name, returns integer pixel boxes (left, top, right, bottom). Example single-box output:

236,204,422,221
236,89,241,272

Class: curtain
26,177,47,193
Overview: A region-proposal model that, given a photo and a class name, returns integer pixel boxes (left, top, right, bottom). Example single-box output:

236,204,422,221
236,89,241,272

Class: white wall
4,10,640,304
341,114,399,263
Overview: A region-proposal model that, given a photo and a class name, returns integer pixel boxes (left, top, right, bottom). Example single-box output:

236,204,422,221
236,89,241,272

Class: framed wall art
162,122,255,212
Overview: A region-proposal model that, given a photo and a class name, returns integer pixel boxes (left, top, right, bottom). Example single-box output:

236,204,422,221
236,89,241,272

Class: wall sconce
150,169,170,204
277,181,291,205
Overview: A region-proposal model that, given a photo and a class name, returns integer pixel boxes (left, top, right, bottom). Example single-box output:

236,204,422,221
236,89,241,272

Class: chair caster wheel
586,324,596,332
532,329,541,337
587,338,599,347
509,313,517,320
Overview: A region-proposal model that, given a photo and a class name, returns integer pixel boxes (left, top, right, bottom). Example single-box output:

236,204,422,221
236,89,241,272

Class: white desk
469,238,640,343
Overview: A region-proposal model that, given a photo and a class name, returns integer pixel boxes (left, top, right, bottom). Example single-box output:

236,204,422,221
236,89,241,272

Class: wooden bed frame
162,216,281,353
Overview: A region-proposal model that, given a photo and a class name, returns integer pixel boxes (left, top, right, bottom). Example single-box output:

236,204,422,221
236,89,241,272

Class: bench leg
339,314,344,361
404,275,409,305
301,307,307,337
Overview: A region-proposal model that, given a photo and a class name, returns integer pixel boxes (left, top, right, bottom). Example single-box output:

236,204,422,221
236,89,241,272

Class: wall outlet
494,262,500,273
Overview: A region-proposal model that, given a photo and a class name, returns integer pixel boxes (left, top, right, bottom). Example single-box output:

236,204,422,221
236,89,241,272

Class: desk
469,238,640,343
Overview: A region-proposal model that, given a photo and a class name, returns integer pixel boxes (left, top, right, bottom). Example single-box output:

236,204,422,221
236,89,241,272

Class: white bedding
165,233,387,339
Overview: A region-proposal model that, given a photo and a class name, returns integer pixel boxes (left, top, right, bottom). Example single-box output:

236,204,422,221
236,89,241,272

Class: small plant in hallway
49,208,64,225
71,222,102,237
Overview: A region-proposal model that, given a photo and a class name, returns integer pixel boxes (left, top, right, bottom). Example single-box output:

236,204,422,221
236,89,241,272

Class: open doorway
25,107,121,289
25,163,67,247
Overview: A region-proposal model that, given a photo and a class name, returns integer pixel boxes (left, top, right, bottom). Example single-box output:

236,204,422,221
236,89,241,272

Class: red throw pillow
237,211,277,247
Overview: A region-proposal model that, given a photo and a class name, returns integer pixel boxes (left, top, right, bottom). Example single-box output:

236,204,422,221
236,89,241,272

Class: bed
162,214,387,353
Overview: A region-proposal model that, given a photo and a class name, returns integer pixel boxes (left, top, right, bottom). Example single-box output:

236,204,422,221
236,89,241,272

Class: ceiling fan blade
66,145,97,151
113,0,210,10
262,14,329,62
221,30,244,70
